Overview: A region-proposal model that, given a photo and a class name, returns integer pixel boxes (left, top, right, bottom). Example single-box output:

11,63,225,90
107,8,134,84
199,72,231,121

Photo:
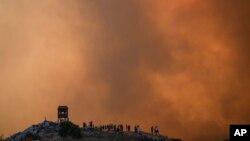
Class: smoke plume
0,0,249,141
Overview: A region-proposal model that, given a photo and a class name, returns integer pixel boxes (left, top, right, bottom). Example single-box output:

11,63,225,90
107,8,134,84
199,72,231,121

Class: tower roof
58,105,68,110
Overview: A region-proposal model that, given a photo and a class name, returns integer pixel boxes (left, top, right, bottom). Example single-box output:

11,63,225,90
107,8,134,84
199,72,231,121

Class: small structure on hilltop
58,105,69,123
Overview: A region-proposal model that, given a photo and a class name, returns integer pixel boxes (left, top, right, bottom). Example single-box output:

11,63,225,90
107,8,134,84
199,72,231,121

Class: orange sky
0,1,249,141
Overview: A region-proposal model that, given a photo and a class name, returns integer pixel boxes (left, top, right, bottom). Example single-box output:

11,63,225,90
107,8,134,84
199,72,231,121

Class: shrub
59,121,82,139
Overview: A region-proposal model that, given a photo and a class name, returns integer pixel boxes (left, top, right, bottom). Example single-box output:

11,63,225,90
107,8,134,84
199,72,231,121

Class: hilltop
5,120,182,141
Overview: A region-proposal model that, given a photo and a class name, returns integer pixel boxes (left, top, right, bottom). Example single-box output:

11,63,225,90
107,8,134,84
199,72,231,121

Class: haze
0,1,249,141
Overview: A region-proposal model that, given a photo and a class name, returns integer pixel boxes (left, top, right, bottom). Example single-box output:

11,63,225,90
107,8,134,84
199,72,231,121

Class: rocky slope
6,120,182,141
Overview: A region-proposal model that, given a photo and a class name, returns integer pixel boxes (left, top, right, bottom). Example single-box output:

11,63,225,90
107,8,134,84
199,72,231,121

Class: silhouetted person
89,121,93,128
121,125,123,132
137,125,141,134
134,125,137,133
83,122,87,128
155,126,159,135
151,126,154,135
128,125,131,132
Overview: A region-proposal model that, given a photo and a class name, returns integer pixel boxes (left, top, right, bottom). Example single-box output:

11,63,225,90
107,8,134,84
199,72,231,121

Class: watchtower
58,105,69,123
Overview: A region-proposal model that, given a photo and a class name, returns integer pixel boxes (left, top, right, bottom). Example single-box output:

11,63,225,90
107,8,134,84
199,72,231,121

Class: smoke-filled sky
0,0,249,141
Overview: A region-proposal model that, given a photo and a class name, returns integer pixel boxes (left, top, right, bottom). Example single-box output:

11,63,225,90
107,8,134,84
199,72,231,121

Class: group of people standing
151,126,159,135
134,125,141,134
125,124,131,132
100,124,131,132
83,121,94,129
82,121,159,136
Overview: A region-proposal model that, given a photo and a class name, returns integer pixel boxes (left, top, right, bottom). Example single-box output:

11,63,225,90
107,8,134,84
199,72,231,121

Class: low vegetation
22,132,41,141
59,121,83,139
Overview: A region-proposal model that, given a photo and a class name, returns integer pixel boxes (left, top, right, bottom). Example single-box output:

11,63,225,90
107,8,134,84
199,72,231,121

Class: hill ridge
6,120,182,141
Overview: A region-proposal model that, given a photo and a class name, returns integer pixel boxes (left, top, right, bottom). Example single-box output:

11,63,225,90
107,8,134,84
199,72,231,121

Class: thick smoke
0,0,249,141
